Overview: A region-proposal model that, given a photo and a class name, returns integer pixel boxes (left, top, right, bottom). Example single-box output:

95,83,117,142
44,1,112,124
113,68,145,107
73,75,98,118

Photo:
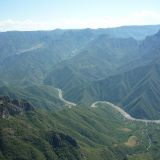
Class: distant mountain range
1,25,160,160
0,25,160,119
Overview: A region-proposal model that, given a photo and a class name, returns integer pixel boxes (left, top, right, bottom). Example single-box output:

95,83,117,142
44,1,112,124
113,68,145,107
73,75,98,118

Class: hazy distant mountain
45,30,160,119
1,25,160,160
0,25,160,115
95,24,160,40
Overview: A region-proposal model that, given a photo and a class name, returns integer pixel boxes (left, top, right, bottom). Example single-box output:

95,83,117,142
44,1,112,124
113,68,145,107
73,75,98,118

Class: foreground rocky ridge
0,96,83,160
0,96,34,119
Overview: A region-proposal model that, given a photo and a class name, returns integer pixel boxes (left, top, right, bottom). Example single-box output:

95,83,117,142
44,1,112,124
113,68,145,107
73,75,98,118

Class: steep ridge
46,58,160,119
0,29,94,84
1,26,160,84
47,35,139,81
44,31,160,119
88,60,160,119
0,84,65,110
44,64,98,105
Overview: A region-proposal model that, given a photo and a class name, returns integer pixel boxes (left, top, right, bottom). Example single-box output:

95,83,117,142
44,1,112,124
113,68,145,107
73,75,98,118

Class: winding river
56,88,76,108
56,88,160,124
91,101,160,124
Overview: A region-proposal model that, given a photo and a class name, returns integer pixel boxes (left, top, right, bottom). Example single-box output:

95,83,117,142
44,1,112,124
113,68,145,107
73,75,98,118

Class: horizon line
1,23,160,33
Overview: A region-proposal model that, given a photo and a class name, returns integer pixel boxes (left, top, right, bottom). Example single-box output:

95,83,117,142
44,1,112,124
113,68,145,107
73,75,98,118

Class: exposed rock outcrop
0,96,34,119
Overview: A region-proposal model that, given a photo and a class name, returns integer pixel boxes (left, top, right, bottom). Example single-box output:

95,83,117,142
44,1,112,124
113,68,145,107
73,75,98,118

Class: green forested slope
1,97,160,160
0,84,66,110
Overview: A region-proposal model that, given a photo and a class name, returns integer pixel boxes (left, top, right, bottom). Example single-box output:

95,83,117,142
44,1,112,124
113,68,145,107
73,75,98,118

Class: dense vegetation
1,96,160,160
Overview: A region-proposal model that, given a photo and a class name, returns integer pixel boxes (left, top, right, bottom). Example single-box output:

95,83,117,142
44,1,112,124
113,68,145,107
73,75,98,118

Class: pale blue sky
0,0,160,31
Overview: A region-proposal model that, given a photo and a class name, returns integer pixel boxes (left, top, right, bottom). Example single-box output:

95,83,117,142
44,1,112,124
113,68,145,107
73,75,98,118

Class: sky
0,0,160,31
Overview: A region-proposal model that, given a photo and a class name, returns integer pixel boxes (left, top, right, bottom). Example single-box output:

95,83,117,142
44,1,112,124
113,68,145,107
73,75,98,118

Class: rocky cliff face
46,131,82,160
0,96,34,119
